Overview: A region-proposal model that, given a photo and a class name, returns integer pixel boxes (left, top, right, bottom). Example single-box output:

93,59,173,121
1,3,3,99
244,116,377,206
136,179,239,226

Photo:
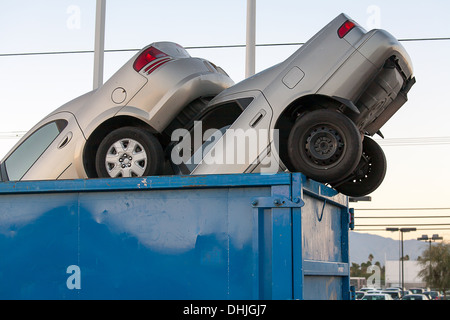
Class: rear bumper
357,29,414,79
343,30,416,134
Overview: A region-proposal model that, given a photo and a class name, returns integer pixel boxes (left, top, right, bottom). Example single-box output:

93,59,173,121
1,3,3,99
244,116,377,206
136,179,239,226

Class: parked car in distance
0,42,234,182
365,290,383,294
401,289,411,296
383,287,403,294
423,291,442,300
402,294,430,300
410,288,425,294
360,287,381,292
382,290,401,300
175,13,415,197
362,293,393,300
355,291,366,300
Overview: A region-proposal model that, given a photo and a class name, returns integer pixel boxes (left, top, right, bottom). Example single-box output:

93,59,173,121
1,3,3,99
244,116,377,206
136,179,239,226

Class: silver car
361,293,393,300
0,42,234,181
174,13,415,197
401,294,430,300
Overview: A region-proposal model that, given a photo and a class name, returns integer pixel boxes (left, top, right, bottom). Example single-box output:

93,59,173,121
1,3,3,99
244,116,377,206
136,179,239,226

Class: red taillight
133,46,169,72
338,20,356,38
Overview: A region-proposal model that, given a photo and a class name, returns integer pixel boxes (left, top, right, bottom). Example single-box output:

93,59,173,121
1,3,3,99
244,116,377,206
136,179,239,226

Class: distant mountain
349,232,428,265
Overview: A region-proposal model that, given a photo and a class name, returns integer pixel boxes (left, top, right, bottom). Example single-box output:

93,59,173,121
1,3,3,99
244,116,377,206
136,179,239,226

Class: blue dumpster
0,173,351,299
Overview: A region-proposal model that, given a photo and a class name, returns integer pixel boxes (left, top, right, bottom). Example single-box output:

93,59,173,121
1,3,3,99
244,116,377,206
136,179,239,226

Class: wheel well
83,116,159,178
274,94,342,171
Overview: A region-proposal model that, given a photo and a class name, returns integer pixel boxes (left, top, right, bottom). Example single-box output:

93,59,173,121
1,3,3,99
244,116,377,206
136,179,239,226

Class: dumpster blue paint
0,173,351,300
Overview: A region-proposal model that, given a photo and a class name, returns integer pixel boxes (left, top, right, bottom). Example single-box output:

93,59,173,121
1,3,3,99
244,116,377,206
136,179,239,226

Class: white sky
1,0,449,240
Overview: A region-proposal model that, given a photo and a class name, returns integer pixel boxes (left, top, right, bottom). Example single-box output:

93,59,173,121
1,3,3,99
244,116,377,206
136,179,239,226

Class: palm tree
418,242,450,298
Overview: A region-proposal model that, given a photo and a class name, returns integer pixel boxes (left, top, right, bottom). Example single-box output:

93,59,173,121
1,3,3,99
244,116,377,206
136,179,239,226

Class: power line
355,207,450,211
0,131,26,138
0,48,138,58
356,216,450,219
355,227,450,231
1,37,450,58
0,43,302,58
375,137,450,147
398,37,450,42
355,223,450,227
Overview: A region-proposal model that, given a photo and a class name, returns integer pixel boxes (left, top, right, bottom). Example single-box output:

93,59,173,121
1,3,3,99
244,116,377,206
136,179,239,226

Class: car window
4,120,67,180
404,295,423,300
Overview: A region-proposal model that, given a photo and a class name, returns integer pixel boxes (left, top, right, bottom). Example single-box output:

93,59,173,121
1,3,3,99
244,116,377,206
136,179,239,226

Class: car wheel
95,127,164,178
333,136,387,197
287,109,362,183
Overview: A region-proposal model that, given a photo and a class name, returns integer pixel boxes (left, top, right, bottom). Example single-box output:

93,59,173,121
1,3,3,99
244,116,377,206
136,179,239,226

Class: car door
3,112,85,181
190,91,274,175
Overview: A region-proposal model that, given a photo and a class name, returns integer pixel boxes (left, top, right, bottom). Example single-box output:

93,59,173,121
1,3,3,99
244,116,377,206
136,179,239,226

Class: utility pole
417,234,443,287
93,0,106,90
245,0,256,78
387,227,416,290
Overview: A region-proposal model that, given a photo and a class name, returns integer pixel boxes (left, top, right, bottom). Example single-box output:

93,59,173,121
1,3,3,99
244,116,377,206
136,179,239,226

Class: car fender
81,105,126,139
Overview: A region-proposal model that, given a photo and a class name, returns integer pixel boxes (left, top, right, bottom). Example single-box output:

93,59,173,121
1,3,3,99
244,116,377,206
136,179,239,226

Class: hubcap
305,126,344,167
105,138,147,177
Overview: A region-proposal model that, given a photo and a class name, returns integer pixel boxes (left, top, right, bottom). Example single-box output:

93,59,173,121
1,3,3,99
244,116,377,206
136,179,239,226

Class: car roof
362,293,392,300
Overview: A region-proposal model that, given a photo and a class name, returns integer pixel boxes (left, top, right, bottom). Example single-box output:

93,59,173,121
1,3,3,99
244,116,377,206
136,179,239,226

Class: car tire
333,136,387,197
95,127,164,178
287,109,362,183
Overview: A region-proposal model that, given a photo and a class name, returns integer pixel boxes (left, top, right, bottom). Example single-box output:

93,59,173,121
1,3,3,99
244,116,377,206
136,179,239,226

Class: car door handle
58,132,73,149
249,109,267,127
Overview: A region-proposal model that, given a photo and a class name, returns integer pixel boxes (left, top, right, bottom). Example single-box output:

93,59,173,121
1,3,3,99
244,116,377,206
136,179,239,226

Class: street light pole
387,227,416,290
417,234,443,287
